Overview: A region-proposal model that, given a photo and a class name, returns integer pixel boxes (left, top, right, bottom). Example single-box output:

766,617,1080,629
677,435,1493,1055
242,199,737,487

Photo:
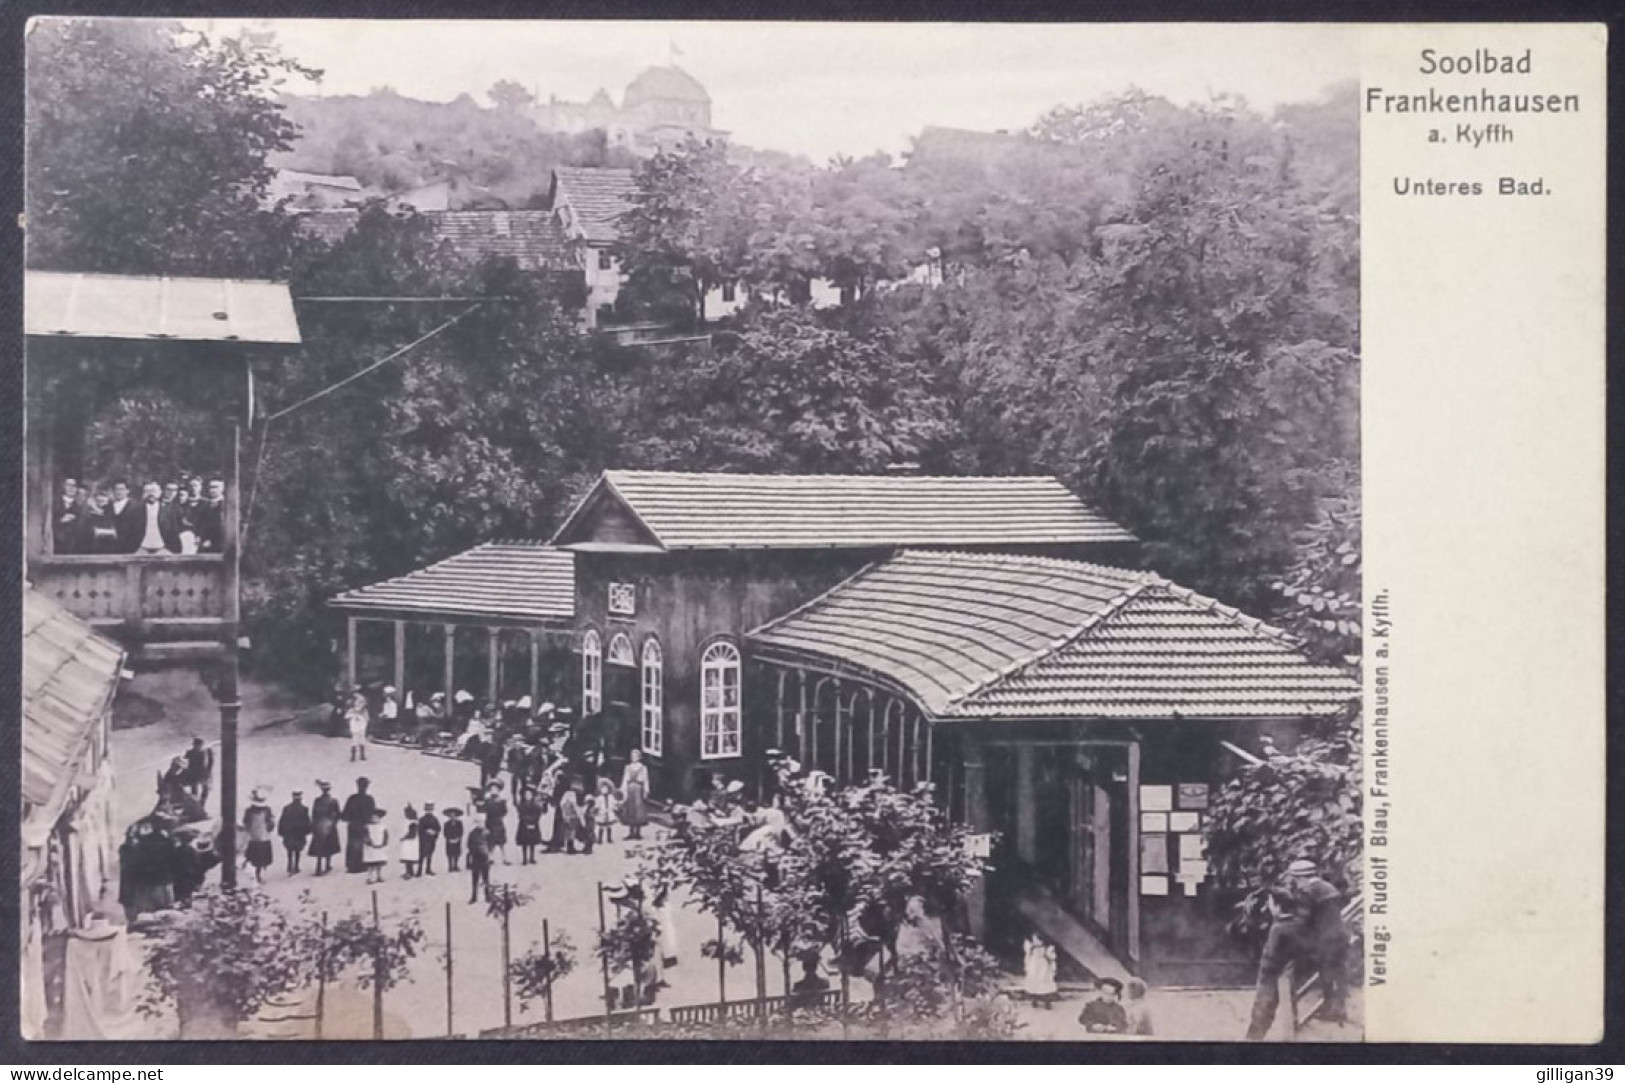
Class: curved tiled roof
749,550,1359,721
330,543,575,624
624,65,711,106
551,470,1135,551
24,590,123,811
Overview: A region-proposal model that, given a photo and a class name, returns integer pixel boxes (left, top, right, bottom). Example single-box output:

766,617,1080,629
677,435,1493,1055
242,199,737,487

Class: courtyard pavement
109,674,1361,1043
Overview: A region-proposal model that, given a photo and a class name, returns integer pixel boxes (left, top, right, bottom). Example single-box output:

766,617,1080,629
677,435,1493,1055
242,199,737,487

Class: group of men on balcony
51,475,226,556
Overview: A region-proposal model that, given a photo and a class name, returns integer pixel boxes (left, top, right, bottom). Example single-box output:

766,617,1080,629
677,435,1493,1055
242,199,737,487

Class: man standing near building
1245,859,1350,1039
194,477,227,553
133,481,184,554
109,480,141,553
54,477,85,554
1286,858,1350,1025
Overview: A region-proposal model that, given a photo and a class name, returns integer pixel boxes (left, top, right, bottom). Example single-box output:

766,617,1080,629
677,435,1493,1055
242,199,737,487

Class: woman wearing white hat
242,790,275,883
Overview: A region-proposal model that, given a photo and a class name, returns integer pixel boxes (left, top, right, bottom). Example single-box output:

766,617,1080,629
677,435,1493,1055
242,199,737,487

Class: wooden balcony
29,554,230,662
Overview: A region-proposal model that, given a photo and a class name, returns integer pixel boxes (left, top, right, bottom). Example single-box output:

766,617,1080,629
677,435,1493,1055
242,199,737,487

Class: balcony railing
31,553,229,641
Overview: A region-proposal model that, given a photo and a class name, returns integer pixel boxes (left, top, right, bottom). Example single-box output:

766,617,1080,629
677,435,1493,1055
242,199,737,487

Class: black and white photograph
20,18,1368,1043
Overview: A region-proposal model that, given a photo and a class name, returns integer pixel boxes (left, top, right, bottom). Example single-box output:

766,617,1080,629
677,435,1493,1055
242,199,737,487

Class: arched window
641,637,664,756
700,640,742,760
607,632,635,667
581,629,602,715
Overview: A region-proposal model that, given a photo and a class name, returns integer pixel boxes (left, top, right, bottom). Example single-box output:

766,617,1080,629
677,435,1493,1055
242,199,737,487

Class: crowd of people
50,474,227,555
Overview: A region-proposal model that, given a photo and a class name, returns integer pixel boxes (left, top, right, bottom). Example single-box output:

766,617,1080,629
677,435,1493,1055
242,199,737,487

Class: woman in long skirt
620,750,650,840
242,791,275,883
308,781,342,875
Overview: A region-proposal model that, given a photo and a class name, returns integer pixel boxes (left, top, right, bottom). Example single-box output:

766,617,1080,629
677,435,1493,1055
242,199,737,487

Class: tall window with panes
641,637,663,755
699,641,741,759
581,629,602,715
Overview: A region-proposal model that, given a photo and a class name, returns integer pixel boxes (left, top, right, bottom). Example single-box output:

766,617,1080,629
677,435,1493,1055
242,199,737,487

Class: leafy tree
1271,472,1361,664
25,18,315,276
139,885,313,1038
876,934,1020,1039
1204,706,1362,940
487,79,536,111
509,931,578,1019
654,305,955,473
615,139,764,323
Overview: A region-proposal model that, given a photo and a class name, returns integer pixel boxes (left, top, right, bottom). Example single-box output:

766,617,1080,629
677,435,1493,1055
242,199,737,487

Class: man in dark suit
108,480,143,553
53,477,86,554
132,481,186,554
194,478,227,553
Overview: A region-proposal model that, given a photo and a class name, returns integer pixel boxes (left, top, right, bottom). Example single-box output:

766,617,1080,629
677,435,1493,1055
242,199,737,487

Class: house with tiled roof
545,167,638,326
296,209,572,274
21,588,124,1037
332,468,1358,986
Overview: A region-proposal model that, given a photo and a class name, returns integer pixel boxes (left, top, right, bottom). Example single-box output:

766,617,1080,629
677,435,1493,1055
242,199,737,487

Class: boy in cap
418,801,442,875
278,790,311,875
1078,977,1129,1034
442,807,465,872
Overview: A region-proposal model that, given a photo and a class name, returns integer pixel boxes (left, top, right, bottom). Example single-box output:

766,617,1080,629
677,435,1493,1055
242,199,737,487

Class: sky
196,20,1358,162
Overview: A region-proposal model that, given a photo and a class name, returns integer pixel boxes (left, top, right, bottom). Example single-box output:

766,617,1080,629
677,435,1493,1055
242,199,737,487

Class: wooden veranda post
962,737,989,939
393,620,406,700
442,623,455,698
486,627,500,704
529,632,541,709
346,616,359,693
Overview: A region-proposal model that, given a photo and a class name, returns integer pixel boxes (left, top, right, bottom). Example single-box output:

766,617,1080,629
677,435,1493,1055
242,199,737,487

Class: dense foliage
275,88,636,206
1204,707,1363,938
139,885,310,1035
26,20,311,277
26,20,1360,699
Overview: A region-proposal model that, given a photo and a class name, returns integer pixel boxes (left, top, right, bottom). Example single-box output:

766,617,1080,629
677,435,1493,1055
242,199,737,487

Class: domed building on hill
535,64,726,155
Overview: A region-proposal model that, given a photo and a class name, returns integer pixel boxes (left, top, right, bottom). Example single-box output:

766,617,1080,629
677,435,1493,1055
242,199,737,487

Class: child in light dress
1022,933,1059,1007
595,778,620,845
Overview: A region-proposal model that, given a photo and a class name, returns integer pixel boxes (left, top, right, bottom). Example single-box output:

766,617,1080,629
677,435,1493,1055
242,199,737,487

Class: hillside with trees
272,85,639,206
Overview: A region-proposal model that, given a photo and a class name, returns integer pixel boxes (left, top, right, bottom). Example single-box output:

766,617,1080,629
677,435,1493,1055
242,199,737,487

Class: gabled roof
550,167,637,244
423,211,568,269
24,589,123,812
749,550,1359,721
294,210,571,270
549,470,1136,552
330,543,575,624
25,272,302,345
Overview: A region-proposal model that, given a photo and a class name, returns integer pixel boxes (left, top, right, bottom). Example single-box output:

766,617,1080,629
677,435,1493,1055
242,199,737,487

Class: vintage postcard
16,19,1606,1048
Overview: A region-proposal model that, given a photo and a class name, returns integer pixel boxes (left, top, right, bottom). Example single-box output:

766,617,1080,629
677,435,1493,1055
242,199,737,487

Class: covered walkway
329,542,576,705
